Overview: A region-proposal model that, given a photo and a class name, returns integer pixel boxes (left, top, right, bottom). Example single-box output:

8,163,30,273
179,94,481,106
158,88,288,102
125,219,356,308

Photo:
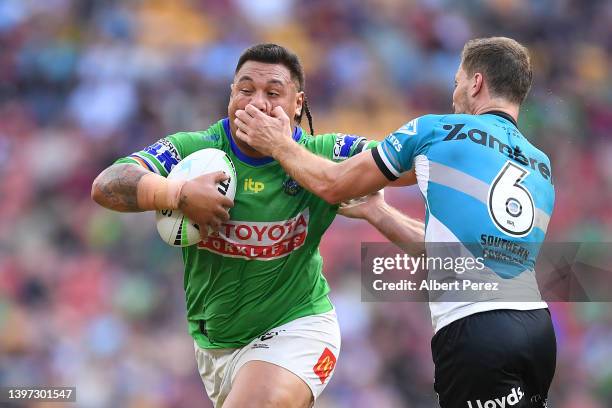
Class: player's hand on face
178,171,234,239
338,190,386,220
234,104,293,157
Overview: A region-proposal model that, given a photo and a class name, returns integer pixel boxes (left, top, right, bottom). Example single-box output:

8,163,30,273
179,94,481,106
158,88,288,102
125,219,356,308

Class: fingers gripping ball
156,149,237,247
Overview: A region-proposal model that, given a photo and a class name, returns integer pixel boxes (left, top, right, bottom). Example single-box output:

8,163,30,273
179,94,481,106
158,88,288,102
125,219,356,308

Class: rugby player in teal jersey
236,37,556,408
92,44,423,407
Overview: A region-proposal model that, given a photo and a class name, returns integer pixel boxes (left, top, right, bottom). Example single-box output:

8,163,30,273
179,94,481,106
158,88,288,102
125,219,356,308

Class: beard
453,101,467,114
452,90,469,114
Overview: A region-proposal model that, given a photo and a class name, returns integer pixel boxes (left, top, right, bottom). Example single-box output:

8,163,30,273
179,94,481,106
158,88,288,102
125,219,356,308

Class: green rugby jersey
116,118,376,348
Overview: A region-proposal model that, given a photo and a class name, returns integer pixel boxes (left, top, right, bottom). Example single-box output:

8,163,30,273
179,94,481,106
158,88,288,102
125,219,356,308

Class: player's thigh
520,309,557,407
432,309,554,408
223,360,312,408
224,309,340,407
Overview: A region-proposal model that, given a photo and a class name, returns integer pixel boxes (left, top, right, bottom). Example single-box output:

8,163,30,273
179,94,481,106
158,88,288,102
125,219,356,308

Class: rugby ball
156,149,237,247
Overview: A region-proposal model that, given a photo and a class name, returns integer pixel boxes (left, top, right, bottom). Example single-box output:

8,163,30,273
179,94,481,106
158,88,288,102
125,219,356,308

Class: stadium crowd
1,0,611,407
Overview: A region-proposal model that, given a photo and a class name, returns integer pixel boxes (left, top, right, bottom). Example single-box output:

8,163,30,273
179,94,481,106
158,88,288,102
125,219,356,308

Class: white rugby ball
156,148,237,247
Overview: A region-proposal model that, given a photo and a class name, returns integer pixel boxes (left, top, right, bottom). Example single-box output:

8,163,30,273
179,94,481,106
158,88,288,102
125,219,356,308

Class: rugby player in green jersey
92,43,423,408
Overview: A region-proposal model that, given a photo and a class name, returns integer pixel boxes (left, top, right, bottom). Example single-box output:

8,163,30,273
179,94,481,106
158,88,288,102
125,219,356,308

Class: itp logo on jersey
244,178,264,193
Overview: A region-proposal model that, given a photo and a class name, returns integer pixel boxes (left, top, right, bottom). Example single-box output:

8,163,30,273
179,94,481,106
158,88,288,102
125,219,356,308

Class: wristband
136,173,186,210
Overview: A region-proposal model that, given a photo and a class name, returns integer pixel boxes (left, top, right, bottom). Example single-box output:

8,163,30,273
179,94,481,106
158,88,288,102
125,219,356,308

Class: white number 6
488,161,535,237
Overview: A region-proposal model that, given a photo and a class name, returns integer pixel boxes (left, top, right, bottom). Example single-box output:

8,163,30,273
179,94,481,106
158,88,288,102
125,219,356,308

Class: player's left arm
235,105,423,203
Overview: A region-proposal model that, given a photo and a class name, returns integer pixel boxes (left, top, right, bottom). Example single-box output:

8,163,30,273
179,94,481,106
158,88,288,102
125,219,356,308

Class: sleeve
372,115,439,181
305,133,379,162
114,131,218,177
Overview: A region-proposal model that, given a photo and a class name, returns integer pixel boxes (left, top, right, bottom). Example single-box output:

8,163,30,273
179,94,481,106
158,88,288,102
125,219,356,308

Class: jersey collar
222,117,302,166
482,110,518,128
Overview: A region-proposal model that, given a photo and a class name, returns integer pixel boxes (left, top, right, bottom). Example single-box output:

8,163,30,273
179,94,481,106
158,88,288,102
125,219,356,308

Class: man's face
228,61,304,134
452,65,470,114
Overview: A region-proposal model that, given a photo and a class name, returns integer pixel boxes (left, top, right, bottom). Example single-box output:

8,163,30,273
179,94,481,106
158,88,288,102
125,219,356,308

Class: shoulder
166,118,229,155
302,132,371,160
525,141,554,184
522,137,551,166
300,132,339,144
393,114,453,137
170,119,227,146
300,132,340,156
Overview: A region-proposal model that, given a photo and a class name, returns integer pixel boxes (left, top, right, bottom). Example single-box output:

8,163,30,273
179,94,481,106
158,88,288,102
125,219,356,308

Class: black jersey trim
483,111,518,127
372,147,398,181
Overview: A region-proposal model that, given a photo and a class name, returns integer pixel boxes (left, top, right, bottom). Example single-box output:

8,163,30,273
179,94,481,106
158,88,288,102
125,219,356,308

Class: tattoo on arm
93,164,148,212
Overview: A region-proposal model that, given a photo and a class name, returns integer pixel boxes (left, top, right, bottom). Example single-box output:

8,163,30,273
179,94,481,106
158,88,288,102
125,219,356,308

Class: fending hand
234,105,293,157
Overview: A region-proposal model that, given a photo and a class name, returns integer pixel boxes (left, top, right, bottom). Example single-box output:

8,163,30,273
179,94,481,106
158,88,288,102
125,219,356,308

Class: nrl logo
282,177,302,196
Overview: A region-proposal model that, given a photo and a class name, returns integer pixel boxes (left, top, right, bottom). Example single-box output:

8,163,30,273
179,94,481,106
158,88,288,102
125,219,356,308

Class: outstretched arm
338,191,425,255
235,105,392,204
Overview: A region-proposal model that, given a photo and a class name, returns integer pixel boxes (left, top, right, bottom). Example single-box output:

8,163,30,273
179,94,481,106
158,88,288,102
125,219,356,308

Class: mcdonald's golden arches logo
313,347,337,384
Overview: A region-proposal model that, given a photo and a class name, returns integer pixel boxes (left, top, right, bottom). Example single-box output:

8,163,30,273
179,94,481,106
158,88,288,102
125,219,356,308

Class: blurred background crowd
1,0,611,407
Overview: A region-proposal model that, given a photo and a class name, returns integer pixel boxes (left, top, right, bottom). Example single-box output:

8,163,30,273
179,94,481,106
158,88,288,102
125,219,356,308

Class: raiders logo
282,177,302,196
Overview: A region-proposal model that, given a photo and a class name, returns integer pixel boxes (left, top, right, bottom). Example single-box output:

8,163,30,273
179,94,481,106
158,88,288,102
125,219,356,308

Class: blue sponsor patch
333,134,359,160
144,139,181,173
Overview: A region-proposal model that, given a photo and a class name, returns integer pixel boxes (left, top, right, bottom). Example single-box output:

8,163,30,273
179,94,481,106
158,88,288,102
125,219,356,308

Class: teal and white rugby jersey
373,111,555,332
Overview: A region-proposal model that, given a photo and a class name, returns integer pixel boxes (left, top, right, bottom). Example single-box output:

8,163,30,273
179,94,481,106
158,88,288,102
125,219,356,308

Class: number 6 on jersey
488,161,535,237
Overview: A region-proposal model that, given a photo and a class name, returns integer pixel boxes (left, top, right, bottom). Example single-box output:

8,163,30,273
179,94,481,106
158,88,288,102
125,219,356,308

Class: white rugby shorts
194,309,341,407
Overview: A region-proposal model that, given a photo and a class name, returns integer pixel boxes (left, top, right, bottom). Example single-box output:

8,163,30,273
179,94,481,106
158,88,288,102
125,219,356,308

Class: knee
250,391,293,408
226,386,310,408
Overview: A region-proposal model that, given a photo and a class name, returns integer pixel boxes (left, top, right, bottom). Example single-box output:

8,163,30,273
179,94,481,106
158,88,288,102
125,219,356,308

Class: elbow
91,174,106,206
315,178,344,204
318,186,343,205
313,168,349,204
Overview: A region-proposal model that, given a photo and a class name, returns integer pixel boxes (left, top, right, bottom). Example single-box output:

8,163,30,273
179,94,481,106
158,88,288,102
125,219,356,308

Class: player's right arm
91,162,160,212
91,134,233,233
338,192,425,255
